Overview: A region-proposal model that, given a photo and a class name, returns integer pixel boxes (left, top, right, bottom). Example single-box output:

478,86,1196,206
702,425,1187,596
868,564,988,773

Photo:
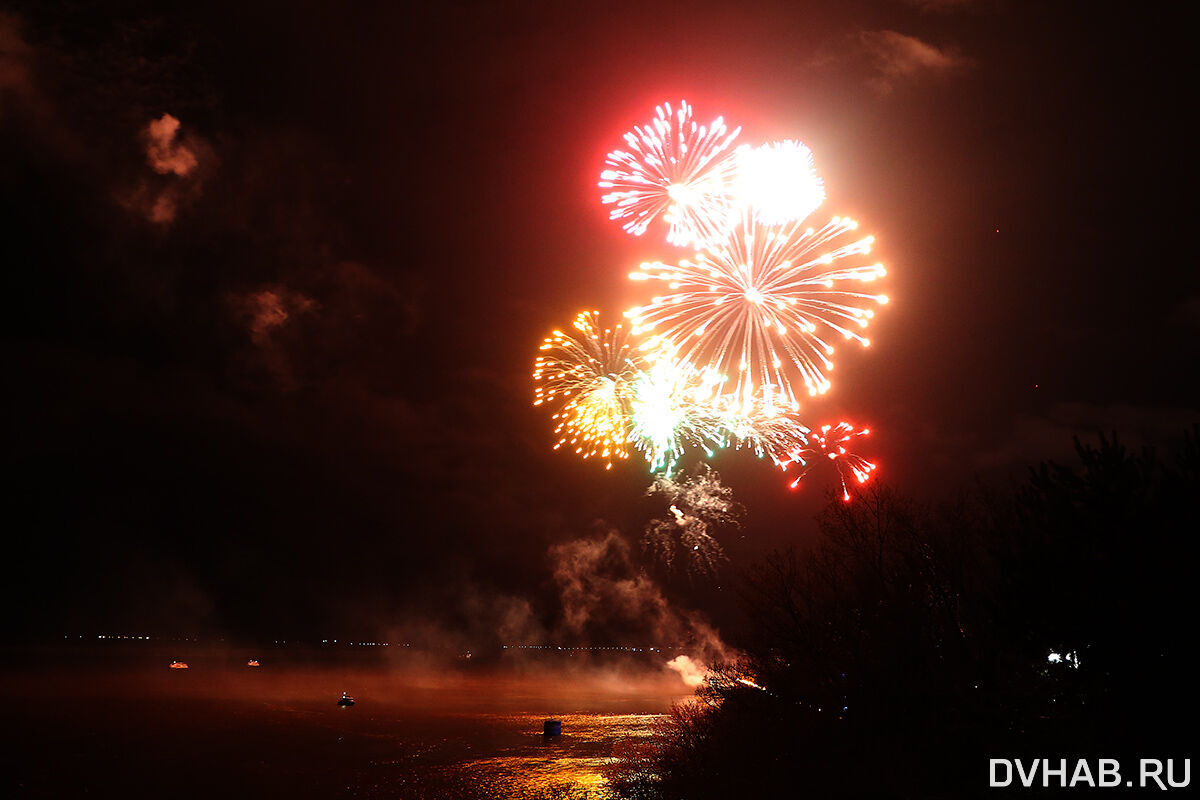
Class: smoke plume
549,528,728,671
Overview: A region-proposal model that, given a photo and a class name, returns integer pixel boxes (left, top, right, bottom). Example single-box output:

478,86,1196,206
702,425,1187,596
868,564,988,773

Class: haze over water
2,642,689,799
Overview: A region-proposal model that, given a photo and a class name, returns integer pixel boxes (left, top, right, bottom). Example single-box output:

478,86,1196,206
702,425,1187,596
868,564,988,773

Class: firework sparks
644,465,740,576
732,139,826,226
626,349,728,475
702,663,771,695
643,507,726,577
532,311,643,469
650,464,740,525
532,318,814,476
699,392,813,464
599,100,741,248
781,421,877,500
627,213,888,410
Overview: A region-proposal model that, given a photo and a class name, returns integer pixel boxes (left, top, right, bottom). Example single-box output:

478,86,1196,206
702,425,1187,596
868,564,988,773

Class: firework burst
715,403,812,464
532,311,643,469
732,139,825,226
532,101,893,501
781,421,877,500
599,100,741,248
626,212,888,410
626,349,726,475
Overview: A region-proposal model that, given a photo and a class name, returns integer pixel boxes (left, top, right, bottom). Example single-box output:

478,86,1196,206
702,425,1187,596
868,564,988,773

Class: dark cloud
1173,294,1200,330
0,11,33,108
898,0,977,12
975,403,1199,472
226,285,317,387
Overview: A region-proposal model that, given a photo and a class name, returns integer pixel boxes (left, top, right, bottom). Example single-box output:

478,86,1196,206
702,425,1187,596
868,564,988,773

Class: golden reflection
454,713,662,799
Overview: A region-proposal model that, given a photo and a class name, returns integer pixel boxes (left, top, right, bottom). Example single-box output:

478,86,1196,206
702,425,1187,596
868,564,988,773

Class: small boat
169,661,189,670
246,660,261,667
337,692,355,707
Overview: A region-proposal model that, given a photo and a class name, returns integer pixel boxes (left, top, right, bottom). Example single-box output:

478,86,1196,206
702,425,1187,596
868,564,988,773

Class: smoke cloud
812,28,970,94
376,525,731,691
124,113,211,224
145,113,198,176
233,288,318,346
665,654,707,688
856,30,970,93
225,286,318,389
550,528,729,668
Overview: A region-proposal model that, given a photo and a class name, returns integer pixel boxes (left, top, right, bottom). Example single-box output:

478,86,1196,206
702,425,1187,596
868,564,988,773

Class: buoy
543,719,562,736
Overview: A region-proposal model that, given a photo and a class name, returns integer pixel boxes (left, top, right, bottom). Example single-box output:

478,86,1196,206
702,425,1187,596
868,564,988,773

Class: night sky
3,0,1195,640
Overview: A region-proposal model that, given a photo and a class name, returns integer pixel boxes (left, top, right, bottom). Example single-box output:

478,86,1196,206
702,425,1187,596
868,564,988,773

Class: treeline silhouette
610,429,1198,798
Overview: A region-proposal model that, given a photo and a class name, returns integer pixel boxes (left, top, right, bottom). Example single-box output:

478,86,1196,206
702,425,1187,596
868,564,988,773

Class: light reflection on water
358,712,664,798
4,649,688,798
462,713,659,797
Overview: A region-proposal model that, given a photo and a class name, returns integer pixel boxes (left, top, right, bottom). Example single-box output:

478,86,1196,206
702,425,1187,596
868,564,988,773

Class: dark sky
3,0,1195,640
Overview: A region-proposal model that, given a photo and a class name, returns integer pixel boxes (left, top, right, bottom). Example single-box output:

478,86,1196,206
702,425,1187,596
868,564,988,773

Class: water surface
2,644,686,798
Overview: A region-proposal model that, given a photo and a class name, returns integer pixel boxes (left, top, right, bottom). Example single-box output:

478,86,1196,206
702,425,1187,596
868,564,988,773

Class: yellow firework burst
532,311,642,469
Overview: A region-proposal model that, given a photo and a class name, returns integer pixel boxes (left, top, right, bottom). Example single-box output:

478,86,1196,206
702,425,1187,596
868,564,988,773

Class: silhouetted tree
612,429,1198,799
